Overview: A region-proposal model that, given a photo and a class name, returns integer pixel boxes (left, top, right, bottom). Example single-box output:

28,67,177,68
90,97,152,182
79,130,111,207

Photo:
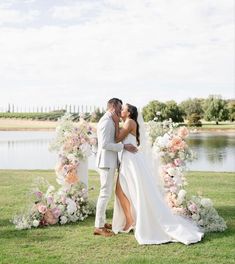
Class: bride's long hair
126,103,140,146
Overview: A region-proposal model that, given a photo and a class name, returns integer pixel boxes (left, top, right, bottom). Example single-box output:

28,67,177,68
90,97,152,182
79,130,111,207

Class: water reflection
0,131,234,172
187,133,235,172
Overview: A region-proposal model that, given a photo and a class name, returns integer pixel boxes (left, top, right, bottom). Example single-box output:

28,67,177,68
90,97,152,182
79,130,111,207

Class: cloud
0,5,39,25
0,0,233,107
51,1,102,21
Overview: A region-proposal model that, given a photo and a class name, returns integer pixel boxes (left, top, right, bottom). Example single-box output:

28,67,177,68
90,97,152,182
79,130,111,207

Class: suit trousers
95,167,116,228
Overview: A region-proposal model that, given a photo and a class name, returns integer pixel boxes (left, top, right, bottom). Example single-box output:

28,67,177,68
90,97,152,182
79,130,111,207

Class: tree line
142,95,235,126
1,95,234,124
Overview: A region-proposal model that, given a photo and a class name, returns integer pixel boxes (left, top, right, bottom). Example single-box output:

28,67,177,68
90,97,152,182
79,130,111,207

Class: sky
0,0,234,110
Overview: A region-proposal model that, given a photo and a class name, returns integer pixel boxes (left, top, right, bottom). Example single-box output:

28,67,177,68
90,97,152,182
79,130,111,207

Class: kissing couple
94,98,204,245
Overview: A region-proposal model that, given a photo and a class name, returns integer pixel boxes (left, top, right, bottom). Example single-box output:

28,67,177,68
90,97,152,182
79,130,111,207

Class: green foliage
142,100,184,122
142,100,166,121
203,95,229,124
179,98,204,119
164,100,184,122
89,108,105,122
0,170,234,264
0,110,66,121
188,113,202,127
227,100,235,121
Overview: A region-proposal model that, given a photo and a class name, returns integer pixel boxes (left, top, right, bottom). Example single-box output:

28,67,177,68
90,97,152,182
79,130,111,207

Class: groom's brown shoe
94,227,114,237
104,223,112,230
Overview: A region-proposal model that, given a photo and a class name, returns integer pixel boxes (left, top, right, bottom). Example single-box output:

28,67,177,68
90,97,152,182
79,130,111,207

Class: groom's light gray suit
95,112,123,228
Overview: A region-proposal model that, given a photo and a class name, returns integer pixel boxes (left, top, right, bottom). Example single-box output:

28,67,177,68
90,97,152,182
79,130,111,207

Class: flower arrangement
12,178,95,230
12,114,97,230
49,113,97,185
147,119,227,232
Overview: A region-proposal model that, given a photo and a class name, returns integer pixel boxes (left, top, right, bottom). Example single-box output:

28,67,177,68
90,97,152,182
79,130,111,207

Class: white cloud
0,6,39,25
0,0,234,108
51,1,102,21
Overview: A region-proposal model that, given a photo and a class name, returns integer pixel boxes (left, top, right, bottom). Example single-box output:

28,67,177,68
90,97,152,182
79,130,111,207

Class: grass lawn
0,170,234,264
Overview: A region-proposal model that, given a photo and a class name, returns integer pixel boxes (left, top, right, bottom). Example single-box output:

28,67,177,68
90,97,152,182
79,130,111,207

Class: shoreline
1,128,235,133
0,169,234,173
0,118,234,133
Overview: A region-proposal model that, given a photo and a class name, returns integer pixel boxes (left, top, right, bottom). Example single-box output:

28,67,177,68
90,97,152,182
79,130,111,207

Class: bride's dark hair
126,103,140,146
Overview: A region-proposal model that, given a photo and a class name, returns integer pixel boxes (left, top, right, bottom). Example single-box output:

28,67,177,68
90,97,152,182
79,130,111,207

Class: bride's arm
114,120,132,143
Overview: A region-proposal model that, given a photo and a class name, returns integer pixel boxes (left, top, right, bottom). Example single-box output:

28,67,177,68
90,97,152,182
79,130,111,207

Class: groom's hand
124,144,138,153
111,111,120,124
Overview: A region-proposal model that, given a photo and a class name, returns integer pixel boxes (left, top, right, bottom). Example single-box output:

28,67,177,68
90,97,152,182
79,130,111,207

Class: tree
179,98,203,119
203,95,229,124
164,100,184,122
188,113,202,127
90,108,105,122
142,100,184,122
142,100,166,121
227,100,235,122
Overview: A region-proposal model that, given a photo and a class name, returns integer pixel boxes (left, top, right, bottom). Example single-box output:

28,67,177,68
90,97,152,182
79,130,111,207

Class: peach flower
43,209,58,225
168,136,186,152
177,127,189,138
65,169,79,184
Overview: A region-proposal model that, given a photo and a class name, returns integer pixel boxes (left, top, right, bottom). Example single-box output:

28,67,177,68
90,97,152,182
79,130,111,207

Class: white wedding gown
112,133,204,245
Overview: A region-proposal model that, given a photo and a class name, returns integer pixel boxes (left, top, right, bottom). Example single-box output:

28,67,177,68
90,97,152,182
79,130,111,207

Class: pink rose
170,186,177,193
34,191,42,199
174,158,182,166
188,203,198,213
37,204,47,214
51,207,61,218
81,138,86,144
90,138,97,145
61,195,66,204
47,196,54,205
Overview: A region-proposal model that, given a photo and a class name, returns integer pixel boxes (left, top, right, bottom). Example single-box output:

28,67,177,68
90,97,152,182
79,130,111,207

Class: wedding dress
112,133,204,245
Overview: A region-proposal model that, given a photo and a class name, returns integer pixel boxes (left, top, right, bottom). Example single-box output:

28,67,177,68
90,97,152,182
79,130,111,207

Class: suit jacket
96,112,123,169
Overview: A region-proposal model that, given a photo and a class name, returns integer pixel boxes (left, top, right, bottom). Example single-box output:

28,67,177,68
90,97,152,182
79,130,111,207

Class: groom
94,98,137,237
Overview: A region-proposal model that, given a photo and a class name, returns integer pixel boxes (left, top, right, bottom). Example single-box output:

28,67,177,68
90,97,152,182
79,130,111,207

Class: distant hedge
0,111,99,122
0,111,67,121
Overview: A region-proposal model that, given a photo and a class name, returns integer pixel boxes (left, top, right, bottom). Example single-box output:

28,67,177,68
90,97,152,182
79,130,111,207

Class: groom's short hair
107,98,123,108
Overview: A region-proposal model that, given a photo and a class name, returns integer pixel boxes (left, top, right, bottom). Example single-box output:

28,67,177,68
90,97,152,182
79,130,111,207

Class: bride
111,103,204,245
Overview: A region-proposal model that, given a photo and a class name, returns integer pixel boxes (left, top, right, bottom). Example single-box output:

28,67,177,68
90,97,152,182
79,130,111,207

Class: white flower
66,198,77,214
46,185,55,196
80,142,91,156
198,219,204,226
60,216,68,224
177,189,187,205
32,220,40,227
201,198,213,208
156,134,170,148
58,204,65,211
174,174,183,186
68,215,79,222
192,214,200,221
67,153,76,162
178,151,185,160
14,217,31,230
167,167,176,176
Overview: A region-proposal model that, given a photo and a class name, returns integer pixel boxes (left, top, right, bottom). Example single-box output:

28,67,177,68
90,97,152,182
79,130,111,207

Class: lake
0,131,235,172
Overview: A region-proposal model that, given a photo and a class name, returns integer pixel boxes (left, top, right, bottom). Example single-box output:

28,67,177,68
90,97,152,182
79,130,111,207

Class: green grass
0,170,234,264
199,123,235,130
